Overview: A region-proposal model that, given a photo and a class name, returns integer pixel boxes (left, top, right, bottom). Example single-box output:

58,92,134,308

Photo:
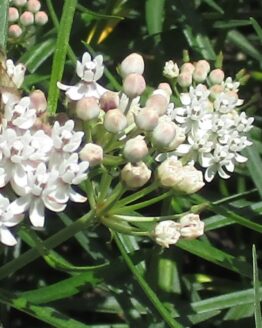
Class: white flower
223,77,240,92
76,52,104,82
180,214,204,239
6,59,26,88
0,195,23,246
154,220,181,248
163,60,179,79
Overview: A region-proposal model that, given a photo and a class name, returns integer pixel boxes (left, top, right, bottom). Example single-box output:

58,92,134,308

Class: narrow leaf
253,245,262,328
0,0,9,50
250,18,262,45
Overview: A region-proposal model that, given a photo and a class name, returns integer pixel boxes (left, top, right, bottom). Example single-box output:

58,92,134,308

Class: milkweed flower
154,220,181,248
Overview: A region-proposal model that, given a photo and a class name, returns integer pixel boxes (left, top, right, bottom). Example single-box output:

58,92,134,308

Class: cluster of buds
153,214,204,248
8,0,48,40
0,58,89,246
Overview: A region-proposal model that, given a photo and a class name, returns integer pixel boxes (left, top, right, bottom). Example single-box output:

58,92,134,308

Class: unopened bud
177,72,192,88
35,11,48,25
146,92,169,116
100,91,119,112
80,143,103,167
8,24,22,38
30,89,47,114
195,60,210,73
152,121,177,147
135,107,159,131
8,7,19,22
104,109,127,133
120,53,144,78
76,97,100,121
27,0,41,13
121,162,151,189
163,60,179,79
123,136,148,163
20,11,34,26
13,0,27,6
180,62,195,74
158,83,172,97
154,220,181,248
209,68,225,85
192,67,208,83
180,214,204,239
209,84,224,99
123,73,146,99
167,126,186,150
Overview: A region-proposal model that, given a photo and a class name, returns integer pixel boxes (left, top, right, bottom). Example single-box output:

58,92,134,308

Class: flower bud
145,92,169,116
195,60,210,73
192,67,208,83
8,7,19,22
20,11,34,26
123,73,146,99
163,60,179,79
104,109,127,133
154,220,181,248
80,143,103,167
123,136,148,163
13,0,27,6
158,83,172,97
30,89,47,114
35,11,48,25
120,53,144,78
152,121,177,147
76,97,100,121
8,24,22,38
100,91,119,112
180,62,195,74
121,162,151,189
135,107,159,131
209,84,224,99
158,157,204,193
167,126,186,150
27,0,41,13
177,72,192,88
209,69,225,85
180,213,204,239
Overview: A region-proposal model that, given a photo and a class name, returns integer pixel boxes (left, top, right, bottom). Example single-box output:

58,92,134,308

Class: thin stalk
112,213,184,223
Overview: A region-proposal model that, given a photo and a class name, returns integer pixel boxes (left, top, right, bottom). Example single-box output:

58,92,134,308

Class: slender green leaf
253,245,262,328
202,0,224,14
214,20,250,28
250,18,262,45
244,143,262,198
0,0,9,50
145,0,166,36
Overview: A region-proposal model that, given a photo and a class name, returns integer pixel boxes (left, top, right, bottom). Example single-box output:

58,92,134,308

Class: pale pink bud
123,73,146,99
20,11,34,26
209,69,225,85
180,214,204,239
104,109,127,133
135,107,159,131
192,67,208,83
30,89,47,114
152,121,177,147
195,60,210,73
177,72,192,88
180,62,195,74
80,143,103,167
120,53,144,78
27,0,41,13
35,11,48,25
123,136,148,163
8,7,19,22
158,83,172,97
13,0,27,6
100,91,119,112
76,97,100,121
209,84,224,99
154,220,181,248
121,162,151,189
167,126,186,150
145,92,169,116
8,24,22,38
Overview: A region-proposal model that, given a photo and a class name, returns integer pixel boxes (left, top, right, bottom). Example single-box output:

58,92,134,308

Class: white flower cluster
0,59,89,246
166,61,254,181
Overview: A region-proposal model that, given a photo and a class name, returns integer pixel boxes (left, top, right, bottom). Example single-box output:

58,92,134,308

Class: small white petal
9,195,31,215
69,188,87,203
29,198,45,228
0,226,17,246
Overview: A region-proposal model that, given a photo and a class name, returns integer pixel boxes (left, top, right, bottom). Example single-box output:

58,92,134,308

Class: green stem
123,97,133,115
114,233,183,328
84,180,96,209
112,213,183,223
0,210,96,280
97,182,126,216
97,171,113,203
212,188,257,206
101,217,149,236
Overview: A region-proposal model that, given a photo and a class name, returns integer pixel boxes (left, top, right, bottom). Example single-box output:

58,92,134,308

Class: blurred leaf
253,245,262,328
0,0,9,50
202,0,224,14
250,18,262,45
244,143,262,198
214,20,250,28
145,0,166,37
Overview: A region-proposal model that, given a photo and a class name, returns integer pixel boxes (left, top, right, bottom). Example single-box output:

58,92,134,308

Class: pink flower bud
76,97,100,121
20,11,34,26
135,107,159,131
120,53,144,78
180,62,195,74
195,60,210,73
8,7,19,22
209,68,225,85
104,109,127,133
158,83,172,97
123,136,148,163
154,220,181,248
13,0,27,6
152,121,177,147
100,91,119,112
35,11,48,25
146,92,169,116
192,67,208,83
30,89,47,114
8,24,22,38
123,73,146,99
121,162,151,189
209,84,224,99
177,72,192,88
80,143,103,167
27,0,41,13
180,214,204,239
